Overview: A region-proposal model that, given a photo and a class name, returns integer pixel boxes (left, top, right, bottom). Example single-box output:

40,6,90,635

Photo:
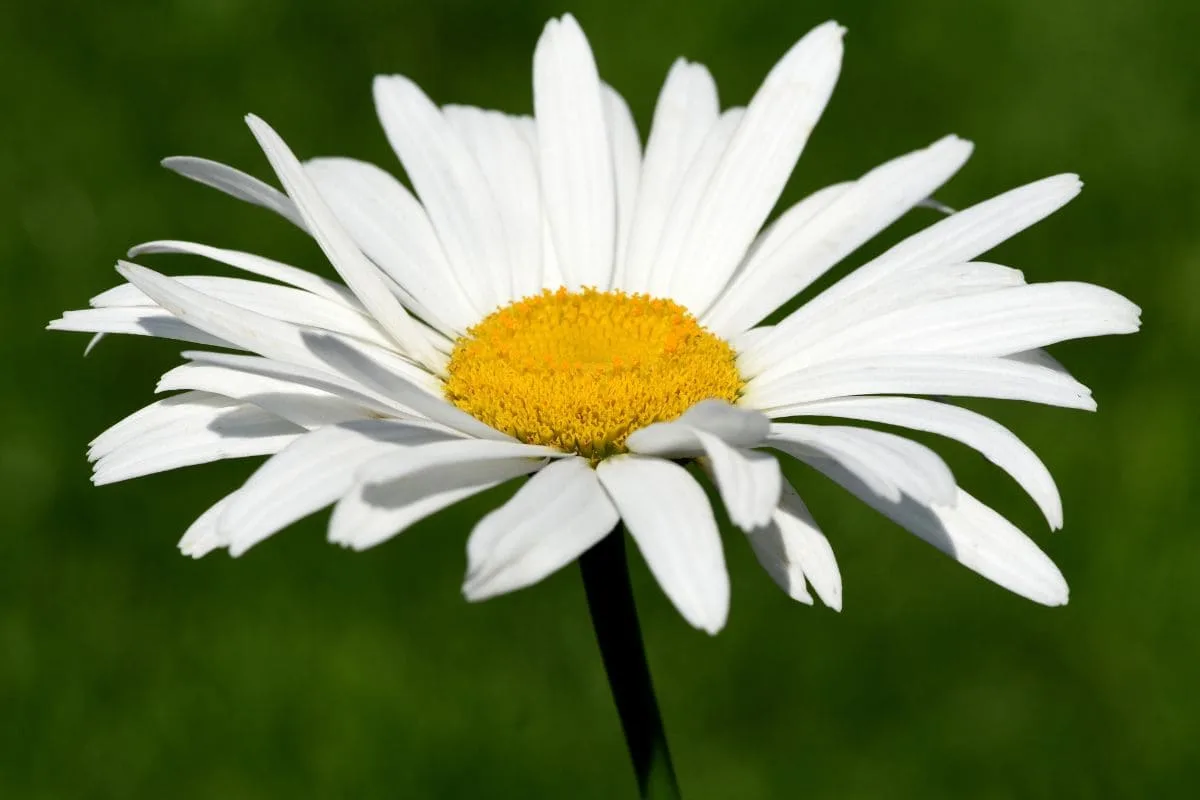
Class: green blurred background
2,0,1197,796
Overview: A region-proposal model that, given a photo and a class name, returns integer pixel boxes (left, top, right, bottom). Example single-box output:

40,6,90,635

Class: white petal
746,482,842,609
740,261,1027,377
626,399,770,457
696,431,781,531
356,437,560,486
90,391,232,459
245,115,444,371
703,135,974,336
443,107,544,304
160,156,305,228
596,455,729,634
808,457,1068,606
743,354,1096,413
92,275,396,350
464,458,618,600
534,14,616,290
373,78,514,314
178,493,238,559
617,59,719,293
222,420,457,557
671,21,846,312
304,157,477,332
92,402,302,485
127,240,357,306
768,423,957,507
749,175,1082,360
301,333,510,441
156,361,374,428
778,282,1141,369
603,85,642,278
329,459,539,551
48,306,232,349
651,107,746,297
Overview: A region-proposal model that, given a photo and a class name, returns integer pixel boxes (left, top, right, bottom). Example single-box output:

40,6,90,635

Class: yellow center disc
444,288,744,460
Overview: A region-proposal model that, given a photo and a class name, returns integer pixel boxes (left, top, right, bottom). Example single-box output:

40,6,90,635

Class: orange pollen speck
443,288,744,460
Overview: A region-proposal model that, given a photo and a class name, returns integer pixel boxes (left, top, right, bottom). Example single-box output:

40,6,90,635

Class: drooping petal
178,492,238,559
464,458,618,600
777,397,1064,528
746,481,842,609
534,14,616,290
626,399,770,457
695,431,781,531
596,455,729,634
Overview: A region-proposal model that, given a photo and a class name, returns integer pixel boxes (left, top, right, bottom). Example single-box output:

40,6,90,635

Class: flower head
51,15,1139,633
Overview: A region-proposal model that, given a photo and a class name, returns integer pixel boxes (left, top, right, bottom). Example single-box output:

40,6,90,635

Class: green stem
580,527,681,799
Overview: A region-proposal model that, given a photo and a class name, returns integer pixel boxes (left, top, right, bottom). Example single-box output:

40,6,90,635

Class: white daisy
51,15,1139,634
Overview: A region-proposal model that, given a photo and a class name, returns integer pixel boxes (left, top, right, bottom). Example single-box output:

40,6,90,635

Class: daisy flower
51,15,1139,636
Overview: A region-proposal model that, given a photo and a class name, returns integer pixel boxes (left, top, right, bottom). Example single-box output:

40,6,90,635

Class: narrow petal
672,21,846,312
128,240,358,306
464,458,618,600
743,354,1096,413
768,423,957,507
304,157,477,332
245,115,444,371
178,493,238,559
617,59,719,292
329,459,539,551
597,455,729,634
356,437,560,486
48,306,232,349
603,85,642,277
696,431,781,531
534,14,616,290
703,135,974,335
221,420,457,557
161,156,305,228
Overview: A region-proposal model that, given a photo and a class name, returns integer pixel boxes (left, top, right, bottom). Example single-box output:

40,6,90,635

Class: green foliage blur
2,0,1196,796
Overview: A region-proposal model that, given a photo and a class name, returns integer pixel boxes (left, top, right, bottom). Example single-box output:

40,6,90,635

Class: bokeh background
2,0,1197,796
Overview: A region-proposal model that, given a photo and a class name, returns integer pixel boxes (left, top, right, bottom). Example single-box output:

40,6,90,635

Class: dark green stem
580,527,681,799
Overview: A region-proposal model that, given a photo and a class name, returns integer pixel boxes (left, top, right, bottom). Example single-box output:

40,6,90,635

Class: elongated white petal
92,276,395,349
651,108,746,296
48,306,232,348
751,175,1083,359
597,455,729,634
464,458,618,600
304,157,476,332
90,391,233,460
443,107,544,304
626,400,770,457
93,403,302,485
330,459,539,551
357,438,560,486
741,262,1027,377
696,431,781,531
534,14,616,290
301,333,508,441
373,78,510,314
603,85,642,278
222,420,458,556
245,115,443,371
673,21,846,312
156,361,373,428
808,456,1067,605
782,396,1062,528
746,482,842,609
743,354,1096,412
161,156,305,228
781,282,1141,370
769,423,957,507
703,135,974,335
128,240,357,306
179,493,238,558
618,59,719,292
